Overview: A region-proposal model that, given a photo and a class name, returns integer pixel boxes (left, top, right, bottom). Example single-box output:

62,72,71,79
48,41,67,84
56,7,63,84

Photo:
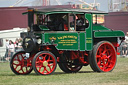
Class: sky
0,0,108,12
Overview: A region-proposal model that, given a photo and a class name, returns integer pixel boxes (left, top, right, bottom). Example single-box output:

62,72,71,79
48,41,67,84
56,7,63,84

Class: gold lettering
86,40,92,43
58,37,62,39
86,38,92,39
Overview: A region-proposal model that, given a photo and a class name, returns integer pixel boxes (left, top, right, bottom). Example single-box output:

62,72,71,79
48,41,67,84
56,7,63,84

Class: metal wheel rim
35,53,56,75
12,52,32,74
96,43,116,72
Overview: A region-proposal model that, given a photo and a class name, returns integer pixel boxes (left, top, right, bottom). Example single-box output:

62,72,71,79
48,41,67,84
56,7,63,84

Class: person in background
125,32,128,57
14,38,19,52
122,32,128,57
4,39,9,60
8,40,15,60
18,38,23,51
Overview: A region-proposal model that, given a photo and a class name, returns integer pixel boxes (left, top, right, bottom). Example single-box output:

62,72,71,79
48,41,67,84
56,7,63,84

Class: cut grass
0,57,128,85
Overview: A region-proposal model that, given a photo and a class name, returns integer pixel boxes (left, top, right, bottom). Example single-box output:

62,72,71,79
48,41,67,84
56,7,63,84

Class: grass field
0,57,128,85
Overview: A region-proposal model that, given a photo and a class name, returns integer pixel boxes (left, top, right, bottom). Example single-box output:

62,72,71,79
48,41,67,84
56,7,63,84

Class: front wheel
89,41,117,72
32,51,57,75
10,51,33,75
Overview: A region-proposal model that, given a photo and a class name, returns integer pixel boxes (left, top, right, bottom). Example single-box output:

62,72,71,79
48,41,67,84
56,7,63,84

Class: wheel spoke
103,45,107,54
97,60,101,66
106,64,112,68
48,63,54,67
107,55,111,59
48,65,52,71
21,54,24,59
26,67,28,72
41,67,45,74
13,57,19,61
41,67,49,74
21,69,25,73
96,55,101,58
47,60,53,63
108,60,115,65
98,48,103,55
36,61,40,64
38,58,42,62
39,66,42,72
43,54,47,61
45,68,49,73
101,66,104,69
17,56,21,62
48,55,50,61
14,65,19,70
103,50,106,54
47,55,53,62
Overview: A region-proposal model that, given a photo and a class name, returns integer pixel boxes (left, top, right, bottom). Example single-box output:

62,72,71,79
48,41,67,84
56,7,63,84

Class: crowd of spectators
4,38,23,61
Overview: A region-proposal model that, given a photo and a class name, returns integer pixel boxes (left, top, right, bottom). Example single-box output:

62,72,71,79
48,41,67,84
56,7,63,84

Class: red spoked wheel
89,41,117,72
32,51,57,75
58,51,82,73
10,51,33,75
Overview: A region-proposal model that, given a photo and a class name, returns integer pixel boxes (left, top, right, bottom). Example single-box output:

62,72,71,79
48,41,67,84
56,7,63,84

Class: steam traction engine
10,8,125,75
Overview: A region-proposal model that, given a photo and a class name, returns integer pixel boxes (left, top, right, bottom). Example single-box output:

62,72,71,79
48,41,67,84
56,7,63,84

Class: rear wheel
10,51,33,75
89,41,117,72
32,51,57,75
58,51,82,73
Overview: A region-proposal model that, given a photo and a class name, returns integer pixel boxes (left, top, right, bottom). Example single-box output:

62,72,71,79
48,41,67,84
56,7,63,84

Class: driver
76,14,84,26
76,14,85,31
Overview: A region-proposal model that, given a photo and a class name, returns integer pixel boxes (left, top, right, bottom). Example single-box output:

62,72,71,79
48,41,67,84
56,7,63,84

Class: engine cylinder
22,36,38,53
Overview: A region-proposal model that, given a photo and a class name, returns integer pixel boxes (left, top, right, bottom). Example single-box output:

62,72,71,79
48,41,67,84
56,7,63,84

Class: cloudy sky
0,0,108,12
